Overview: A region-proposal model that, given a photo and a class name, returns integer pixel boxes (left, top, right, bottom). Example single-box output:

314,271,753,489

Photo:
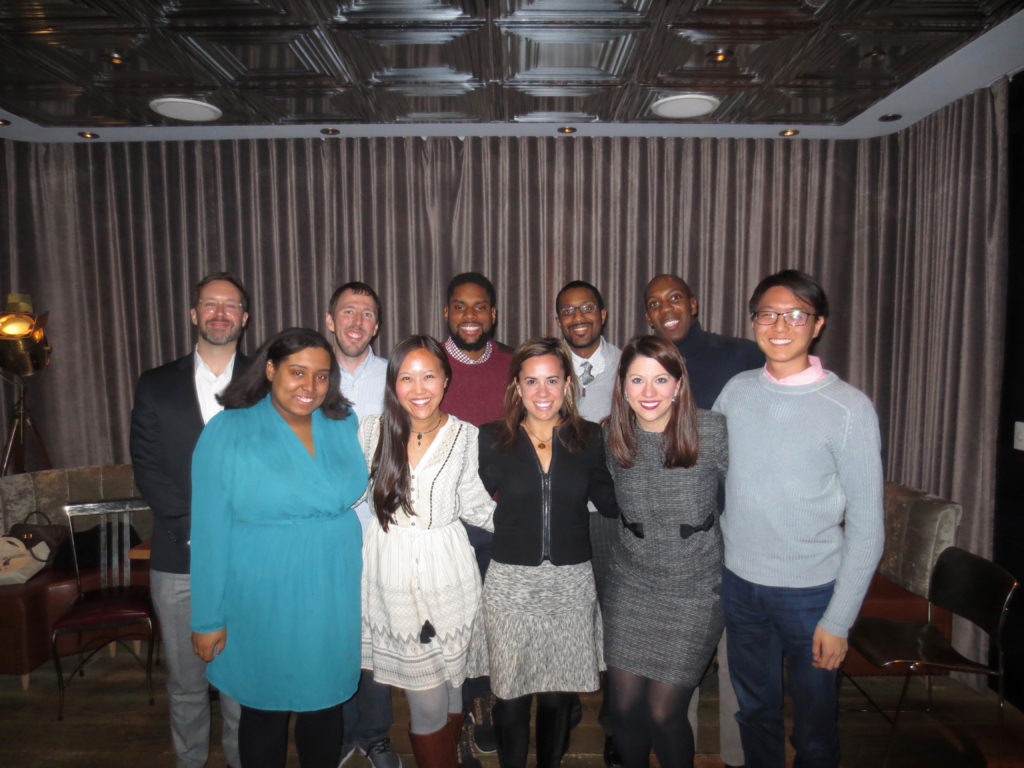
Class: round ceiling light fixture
650,93,720,119
149,97,223,122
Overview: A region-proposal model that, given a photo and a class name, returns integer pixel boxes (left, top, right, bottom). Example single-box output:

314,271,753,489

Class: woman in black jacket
477,337,618,768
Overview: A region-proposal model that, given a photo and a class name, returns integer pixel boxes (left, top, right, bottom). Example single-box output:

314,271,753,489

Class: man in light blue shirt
327,281,388,424
325,281,397,768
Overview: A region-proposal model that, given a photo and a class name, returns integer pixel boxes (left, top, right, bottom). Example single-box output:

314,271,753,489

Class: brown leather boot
447,712,466,744
410,724,457,768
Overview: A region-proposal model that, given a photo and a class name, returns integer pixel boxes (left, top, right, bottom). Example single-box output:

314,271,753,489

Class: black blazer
478,420,618,566
129,352,249,573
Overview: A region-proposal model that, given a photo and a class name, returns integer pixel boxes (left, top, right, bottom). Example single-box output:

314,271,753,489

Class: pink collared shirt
764,355,828,386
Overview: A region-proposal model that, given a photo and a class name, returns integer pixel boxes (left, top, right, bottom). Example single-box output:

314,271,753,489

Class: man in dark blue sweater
643,273,764,768
645,274,764,410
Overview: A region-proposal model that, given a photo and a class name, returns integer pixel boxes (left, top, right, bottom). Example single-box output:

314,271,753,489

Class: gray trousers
151,569,241,768
687,629,744,766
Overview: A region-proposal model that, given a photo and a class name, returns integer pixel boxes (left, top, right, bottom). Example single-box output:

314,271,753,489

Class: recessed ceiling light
557,126,577,134
149,97,223,122
78,132,100,139
879,113,902,122
650,94,720,119
110,52,125,65
864,48,887,60
0,119,10,127
707,49,733,63
320,128,341,136
779,129,799,137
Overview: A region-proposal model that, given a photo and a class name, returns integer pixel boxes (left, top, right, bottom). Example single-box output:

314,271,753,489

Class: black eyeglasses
751,309,817,327
558,302,598,317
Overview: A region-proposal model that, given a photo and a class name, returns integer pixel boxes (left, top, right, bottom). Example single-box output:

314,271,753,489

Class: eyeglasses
197,300,245,316
751,309,817,327
558,302,598,317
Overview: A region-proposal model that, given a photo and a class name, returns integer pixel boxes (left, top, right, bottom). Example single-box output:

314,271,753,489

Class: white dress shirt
194,349,236,425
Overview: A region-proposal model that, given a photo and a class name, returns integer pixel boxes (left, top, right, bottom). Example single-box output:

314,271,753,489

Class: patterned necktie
579,361,594,388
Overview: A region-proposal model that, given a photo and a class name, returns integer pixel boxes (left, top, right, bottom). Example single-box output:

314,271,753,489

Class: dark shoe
469,694,497,754
603,735,624,768
453,715,482,768
337,742,357,768
365,737,402,768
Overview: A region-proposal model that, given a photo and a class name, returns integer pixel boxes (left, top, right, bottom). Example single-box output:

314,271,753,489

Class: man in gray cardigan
713,270,884,768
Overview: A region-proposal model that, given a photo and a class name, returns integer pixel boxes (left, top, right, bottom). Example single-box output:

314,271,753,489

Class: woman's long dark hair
371,335,452,531
494,337,588,454
218,327,352,419
607,335,698,468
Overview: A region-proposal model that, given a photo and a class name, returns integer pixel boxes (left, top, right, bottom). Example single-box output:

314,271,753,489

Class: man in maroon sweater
441,272,513,426
440,272,513,766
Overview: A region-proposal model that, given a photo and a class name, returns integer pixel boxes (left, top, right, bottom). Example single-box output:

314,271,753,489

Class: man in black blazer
130,272,250,768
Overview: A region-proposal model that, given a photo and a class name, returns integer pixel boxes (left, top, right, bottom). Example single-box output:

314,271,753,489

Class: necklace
522,422,556,450
414,414,444,447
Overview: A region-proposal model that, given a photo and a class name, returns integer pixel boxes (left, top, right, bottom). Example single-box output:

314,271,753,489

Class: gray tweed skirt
482,559,604,700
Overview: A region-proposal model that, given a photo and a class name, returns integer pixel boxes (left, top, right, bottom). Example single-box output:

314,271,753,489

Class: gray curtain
0,81,1007,665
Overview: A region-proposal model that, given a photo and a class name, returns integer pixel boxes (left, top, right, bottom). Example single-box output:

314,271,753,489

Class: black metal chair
50,499,155,720
848,546,1018,764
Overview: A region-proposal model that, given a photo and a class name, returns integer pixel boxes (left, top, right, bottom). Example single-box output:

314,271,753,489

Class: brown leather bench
0,465,151,689
844,482,962,676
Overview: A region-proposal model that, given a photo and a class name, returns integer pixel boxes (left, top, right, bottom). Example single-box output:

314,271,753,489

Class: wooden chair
50,499,155,720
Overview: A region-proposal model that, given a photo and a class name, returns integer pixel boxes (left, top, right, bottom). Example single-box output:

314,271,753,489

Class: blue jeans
341,669,395,751
462,523,493,704
721,568,840,768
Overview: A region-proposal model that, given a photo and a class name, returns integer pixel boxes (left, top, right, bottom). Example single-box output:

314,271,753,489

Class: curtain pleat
0,83,1007,666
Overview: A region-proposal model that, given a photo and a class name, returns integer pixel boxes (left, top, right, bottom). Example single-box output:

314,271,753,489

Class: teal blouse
190,395,368,711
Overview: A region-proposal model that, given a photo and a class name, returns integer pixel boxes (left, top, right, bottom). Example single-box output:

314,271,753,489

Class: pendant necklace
523,422,556,450
415,414,444,447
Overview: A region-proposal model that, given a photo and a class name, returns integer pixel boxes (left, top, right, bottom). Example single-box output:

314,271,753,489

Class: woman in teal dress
190,327,368,768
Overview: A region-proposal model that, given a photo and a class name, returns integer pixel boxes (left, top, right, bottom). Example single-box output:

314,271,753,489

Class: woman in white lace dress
359,335,495,768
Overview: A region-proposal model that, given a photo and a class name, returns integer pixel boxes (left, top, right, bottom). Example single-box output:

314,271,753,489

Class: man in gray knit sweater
713,270,884,768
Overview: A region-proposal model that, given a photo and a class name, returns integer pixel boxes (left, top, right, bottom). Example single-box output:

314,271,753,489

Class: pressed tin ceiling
0,0,1022,143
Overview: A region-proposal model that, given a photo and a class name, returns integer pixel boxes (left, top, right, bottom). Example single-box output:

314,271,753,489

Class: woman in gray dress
603,335,727,768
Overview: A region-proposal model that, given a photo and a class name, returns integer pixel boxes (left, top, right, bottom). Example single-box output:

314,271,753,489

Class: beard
451,328,493,352
198,322,242,346
337,336,371,360
564,331,599,350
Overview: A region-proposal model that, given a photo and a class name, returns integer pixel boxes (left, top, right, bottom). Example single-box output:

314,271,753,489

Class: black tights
238,703,344,768
493,692,574,768
607,667,696,768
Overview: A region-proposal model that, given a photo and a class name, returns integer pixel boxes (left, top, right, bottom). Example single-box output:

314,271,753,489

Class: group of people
130,268,885,768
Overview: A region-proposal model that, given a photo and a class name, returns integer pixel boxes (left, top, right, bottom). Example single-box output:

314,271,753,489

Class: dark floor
1,651,1023,767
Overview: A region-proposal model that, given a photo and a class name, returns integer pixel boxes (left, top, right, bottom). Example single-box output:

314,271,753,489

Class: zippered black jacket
478,420,619,566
